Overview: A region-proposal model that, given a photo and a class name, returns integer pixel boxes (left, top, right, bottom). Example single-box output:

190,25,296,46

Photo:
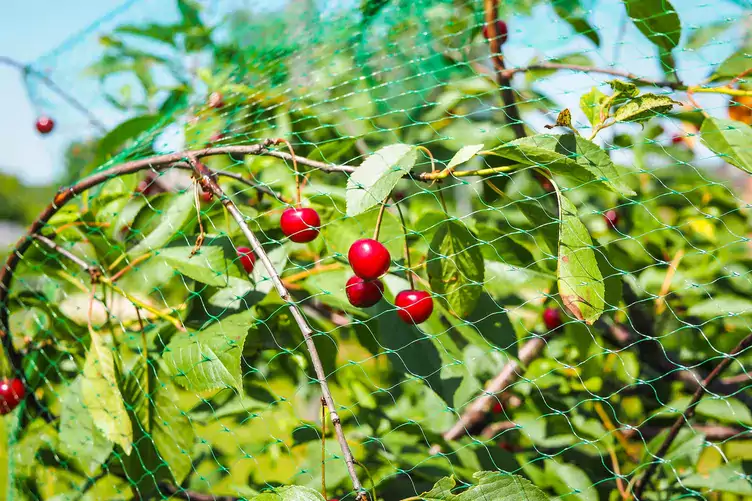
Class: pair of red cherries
345,239,433,324
236,207,322,272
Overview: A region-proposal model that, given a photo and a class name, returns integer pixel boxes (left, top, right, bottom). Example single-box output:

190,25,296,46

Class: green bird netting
2,0,752,500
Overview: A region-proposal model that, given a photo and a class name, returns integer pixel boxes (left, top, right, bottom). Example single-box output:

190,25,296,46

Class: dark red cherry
280,208,321,243
492,401,503,414
237,246,256,274
201,191,213,204
483,20,509,44
346,276,384,308
543,307,563,330
0,378,25,415
395,290,434,324
348,239,390,280
604,210,619,230
36,116,54,134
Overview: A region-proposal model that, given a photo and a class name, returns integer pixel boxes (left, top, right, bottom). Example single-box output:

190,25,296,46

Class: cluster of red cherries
234,207,434,324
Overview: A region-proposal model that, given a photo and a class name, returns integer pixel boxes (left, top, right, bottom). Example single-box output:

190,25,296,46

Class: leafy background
1,0,752,500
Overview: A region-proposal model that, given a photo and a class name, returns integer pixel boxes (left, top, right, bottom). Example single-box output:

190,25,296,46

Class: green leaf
115,23,178,45
446,144,484,171
159,246,229,287
419,471,550,500
346,144,417,216
663,396,752,426
81,333,133,454
545,460,598,501
249,485,325,501
116,359,194,493
622,0,681,52
492,134,636,196
163,309,255,391
96,115,160,163
688,295,752,318
700,118,752,174
685,21,733,50
59,377,113,475
553,1,600,46
608,80,640,103
427,221,485,318
709,44,751,82
612,94,678,123
128,189,198,256
557,191,605,324
681,462,752,495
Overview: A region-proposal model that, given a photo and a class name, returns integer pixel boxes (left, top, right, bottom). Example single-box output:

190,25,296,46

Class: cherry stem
373,195,390,241
416,146,448,212
273,139,301,205
395,201,415,290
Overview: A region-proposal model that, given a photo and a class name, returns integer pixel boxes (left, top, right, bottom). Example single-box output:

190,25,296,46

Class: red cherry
36,116,54,134
543,307,563,331
280,208,321,243
492,401,503,414
208,91,224,109
0,378,25,415
236,246,256,274
395,290,434,324
208,132,225,145
671,135,684,144
346,276,384,308
604,210,619,230
348,239,391,280
483,20,509,44
201,191,213,204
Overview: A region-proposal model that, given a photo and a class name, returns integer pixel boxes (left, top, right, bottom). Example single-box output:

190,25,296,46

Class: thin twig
443,334,550,441
189,159,367,500
394,202,415,290
484,0,525,139
632,331,752,498
373,196,390,241
623,425,751,442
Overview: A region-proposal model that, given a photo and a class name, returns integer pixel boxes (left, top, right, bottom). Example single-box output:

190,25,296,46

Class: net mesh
2,0,752,500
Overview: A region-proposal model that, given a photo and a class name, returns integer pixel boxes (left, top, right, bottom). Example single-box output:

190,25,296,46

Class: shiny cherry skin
36,116,54,134
395,290,434,324
543,307,563,330
604,210,619,230
236,246,256,274
348,239,391,280
483,20,509,44
0,378,25,415
346,276,384,308
280,207,321,243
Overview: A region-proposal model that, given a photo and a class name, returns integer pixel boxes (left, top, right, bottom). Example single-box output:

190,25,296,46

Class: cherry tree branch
443,334,550,441
189,158,367,500
632,330,752,499
484,0,525,139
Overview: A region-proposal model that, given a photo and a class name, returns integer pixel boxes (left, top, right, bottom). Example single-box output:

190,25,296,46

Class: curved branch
632,331,752,498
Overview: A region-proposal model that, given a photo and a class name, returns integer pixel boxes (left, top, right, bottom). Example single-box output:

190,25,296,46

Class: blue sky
0,0,746,185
